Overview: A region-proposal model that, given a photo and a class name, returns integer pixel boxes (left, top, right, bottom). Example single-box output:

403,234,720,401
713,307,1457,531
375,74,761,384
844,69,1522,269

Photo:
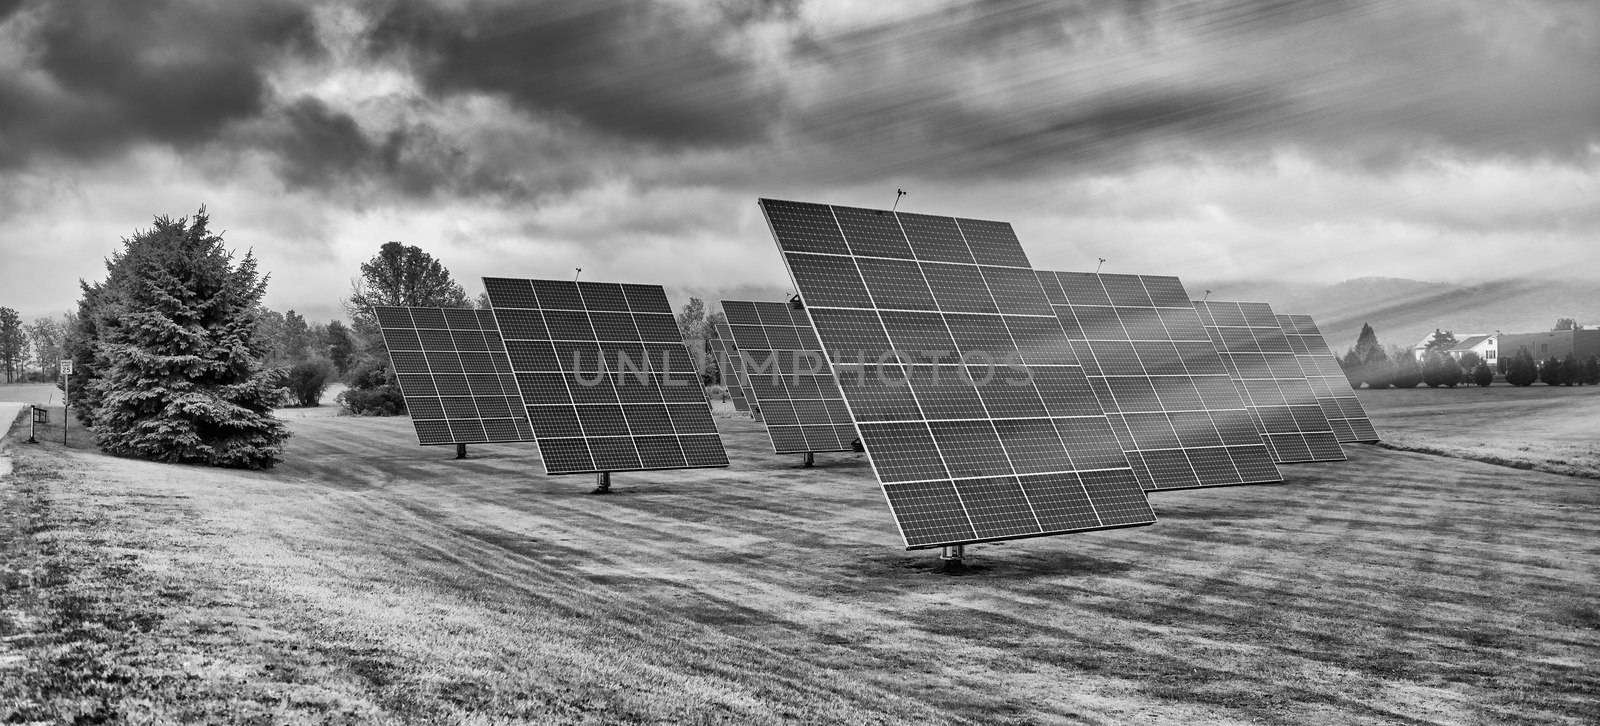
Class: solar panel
482,278,730,475
373,306,537,446
1038,272,1284,491
710,323,758,418
721,300,857,454
1277,313,1381,443
761,198,1156,549
1192,300,1347,463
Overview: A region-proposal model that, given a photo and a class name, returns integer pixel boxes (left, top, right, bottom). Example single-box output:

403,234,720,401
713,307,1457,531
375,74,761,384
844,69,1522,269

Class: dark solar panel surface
712,322,758,418
721,300,856,454
483,278,729,475
1193,300,1347,463
1039,272,1283,490
1277,313,1381,443
761,198,1156,549
374,306,536,446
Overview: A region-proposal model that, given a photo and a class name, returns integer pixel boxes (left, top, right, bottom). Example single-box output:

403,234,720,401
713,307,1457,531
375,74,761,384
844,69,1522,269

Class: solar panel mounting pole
592,471,611,494
802,452,814,468
455,443,467,459
940,545,965,564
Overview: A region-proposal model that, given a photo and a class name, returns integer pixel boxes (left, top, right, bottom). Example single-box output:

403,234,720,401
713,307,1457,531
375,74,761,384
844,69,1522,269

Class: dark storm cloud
0,0,319,167
364,0,784,148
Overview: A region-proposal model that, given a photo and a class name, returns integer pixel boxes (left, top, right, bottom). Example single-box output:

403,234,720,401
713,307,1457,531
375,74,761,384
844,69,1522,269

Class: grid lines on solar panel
1194,300,1346,464
1037,272,1283,491
1277,313,1380,443
483,278,728,475
373,306,535,446
711,323,758,419
721,300,856,454
760,198,1154,549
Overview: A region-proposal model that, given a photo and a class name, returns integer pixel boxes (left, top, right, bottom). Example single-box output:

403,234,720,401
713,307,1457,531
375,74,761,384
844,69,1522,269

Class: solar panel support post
940,545,965,562
802,452,815,468
455,443,467,459
592,472,612,495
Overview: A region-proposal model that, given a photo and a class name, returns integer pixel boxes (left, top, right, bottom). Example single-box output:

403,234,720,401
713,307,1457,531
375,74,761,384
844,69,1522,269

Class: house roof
1450,335,1491,351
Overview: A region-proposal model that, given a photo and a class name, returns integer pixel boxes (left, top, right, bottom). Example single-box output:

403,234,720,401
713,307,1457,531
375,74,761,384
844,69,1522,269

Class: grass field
2,383,1597,724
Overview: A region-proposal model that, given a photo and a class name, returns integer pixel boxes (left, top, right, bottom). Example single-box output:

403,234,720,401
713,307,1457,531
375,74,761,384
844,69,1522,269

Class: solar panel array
373,306,537,446
482,278,729,475
761,198,1156,549
1277,313,1380,443
1192,300,1346,464
711,323,757,417
721,300,857,454
1038,273,1283,491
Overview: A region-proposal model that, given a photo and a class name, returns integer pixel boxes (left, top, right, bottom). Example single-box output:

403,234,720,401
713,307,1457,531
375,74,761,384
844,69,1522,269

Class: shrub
1540,355,1568,386
1391,355,1422,388
1561,353,1582,386
337,357,407,415
1422,351,1462,388
1505,350,1538,386
1584,356,1600,386
1471,361,1494,387
284,357,336,407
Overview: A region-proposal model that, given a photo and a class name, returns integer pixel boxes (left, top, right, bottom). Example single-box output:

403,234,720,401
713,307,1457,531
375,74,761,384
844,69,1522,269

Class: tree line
1338,323,1600,389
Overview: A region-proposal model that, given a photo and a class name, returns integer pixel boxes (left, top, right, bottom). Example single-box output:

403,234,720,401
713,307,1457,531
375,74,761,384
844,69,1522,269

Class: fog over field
1,1,1597,322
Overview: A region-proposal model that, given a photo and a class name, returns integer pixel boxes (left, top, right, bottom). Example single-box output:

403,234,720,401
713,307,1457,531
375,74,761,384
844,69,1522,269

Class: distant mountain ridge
1198,277,1600,354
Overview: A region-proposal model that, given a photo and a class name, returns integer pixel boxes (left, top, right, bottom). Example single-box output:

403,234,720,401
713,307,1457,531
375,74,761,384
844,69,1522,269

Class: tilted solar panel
373,306,536,446
482,278,729,475
721,300,857,454
1277,313,1380,443
761,198,1156,549
1038,272,1283,490
711,323,756,417
1192,300,1346,463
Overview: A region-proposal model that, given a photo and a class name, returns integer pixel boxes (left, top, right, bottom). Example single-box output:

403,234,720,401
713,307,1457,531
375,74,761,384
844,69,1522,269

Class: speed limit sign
60,360,73,376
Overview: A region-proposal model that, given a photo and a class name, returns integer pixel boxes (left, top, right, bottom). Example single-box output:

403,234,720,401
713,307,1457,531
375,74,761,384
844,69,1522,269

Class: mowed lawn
1,385,1597,724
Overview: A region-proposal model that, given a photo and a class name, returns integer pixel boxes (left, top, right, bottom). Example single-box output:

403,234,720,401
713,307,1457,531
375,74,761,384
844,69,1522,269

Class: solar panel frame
1194,300,1347,463
760,198,1156,550
483,278,729,475
1038,272,1283,491
711,322,758,418
720,300,857,454
373,306,536,446
1277,313,1381,443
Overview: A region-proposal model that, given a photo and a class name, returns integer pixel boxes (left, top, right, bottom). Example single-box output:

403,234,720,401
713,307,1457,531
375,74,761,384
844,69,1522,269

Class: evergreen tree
1349,323,1391,389
1504,349,1538,386
1560,353,1582,386
1471,360,1494,387
1457,350,1482,373
1391,353,1423,388
282,310,311,362
77,208,289,468
1584,356,1600,386
1338,349,1363,388
1539,355,1567,386
0,307,24,383
1422,350,1462,388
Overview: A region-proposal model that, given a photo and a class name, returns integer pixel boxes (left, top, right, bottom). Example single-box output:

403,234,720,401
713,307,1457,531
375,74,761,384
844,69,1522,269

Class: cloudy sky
1,0,1596,322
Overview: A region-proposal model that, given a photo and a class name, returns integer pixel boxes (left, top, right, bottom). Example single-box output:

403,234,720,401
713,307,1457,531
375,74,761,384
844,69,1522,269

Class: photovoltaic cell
711,322,758,419
1194,300,1347,464
761,198,1155,549
1277,313,1380,443
720,301,857,454
374,306,536,446
484,278,729,475
1038,272,1283,491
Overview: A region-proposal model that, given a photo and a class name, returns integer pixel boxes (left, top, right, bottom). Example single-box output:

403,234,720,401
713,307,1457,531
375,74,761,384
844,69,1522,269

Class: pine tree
1560,353,1582,386
78,208,289,468
1422,350,1461,388
1505,349,1538,386
1338,349,1363,388
325,320,356,375
1350,323,1391,389
1584,356,1600,386
1391,353,1423,388
1539,355,1567,386
1471,360,1494,387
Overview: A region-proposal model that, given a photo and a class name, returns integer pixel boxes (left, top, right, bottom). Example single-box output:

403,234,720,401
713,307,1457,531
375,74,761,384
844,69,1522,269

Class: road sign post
59,360,71,445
